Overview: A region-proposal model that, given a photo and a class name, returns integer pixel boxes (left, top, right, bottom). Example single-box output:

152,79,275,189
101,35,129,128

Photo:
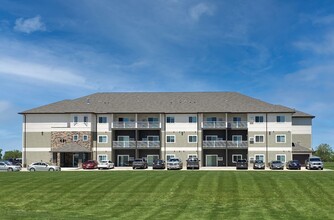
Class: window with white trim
74,116,78,124
99,117,107,123
255,116,264,123
166,154,175,161
255,154,264,161
232,154,242,163
84,116,88,123
166,117,175,123
189,116,197,123
276,154,286,163
98,135,108,143
98,154,108,162
83,135,88,141
73,134,79,141
188,154,198,159
276,135,286,143
255,135,264,143
276,116,285,123
166,135,175,143
188,135,197,143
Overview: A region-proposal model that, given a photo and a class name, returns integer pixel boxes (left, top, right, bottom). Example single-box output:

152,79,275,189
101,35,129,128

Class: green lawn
0,171,333,219
325,162,334,170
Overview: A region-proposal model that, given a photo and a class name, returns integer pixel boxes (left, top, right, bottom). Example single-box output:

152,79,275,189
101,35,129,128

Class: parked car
97,160,115,170
7,158,22,167
132,158,148,169
270,160,284,170
286,160,301,170
186,157,200,169
152,159,165,169
236,159,248,170
82,160,98,169
0,161,21,172
305,156,323,170
253,160,265,169
167,158,183,170
28,162,61,171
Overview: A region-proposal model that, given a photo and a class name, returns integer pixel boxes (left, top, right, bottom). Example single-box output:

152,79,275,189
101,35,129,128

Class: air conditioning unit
249,137,254,144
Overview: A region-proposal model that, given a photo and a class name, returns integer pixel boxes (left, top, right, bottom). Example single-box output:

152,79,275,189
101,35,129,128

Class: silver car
167,158,183,170
0,161,21,172
97,160,115,170
28,162,61,171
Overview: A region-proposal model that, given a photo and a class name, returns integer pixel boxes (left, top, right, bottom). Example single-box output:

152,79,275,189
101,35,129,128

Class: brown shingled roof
20,92,298,114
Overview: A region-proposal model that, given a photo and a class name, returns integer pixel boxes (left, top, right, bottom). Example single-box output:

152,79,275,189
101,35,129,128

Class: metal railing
227,141,248,148
202,121,226,129
228,121,248,129
137,141,161,149
137,121,160,129
202,140,226,148
112,141,136,149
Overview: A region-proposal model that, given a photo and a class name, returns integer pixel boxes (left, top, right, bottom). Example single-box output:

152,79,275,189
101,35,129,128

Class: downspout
196,113,199,161
225,113,228,167
23,114,27,167
265,113,268,167
95,113,98,161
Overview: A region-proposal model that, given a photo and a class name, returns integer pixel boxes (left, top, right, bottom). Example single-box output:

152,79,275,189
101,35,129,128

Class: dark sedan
236,159,248,170
153,159,165,169
253,160,265,169
270,160,284,170
82,160,98,169
286,160,301,170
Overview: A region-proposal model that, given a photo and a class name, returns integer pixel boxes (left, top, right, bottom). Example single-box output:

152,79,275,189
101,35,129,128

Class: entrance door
147,155,159,166
206,155,218,166
118,155,129,166
118,136,130,147
73,153,79,167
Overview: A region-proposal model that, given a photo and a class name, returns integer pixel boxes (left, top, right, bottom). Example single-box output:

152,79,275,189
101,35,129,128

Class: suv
305,156,323,170
132,158,148,169
167,158,183,170
186,157,200,170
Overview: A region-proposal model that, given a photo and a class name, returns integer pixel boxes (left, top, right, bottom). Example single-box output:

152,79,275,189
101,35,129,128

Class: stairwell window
167,117,175,123
166,135,175,143
255,135,264,143
276,135,286,143
99,117,107,123
255,116,264,123
73,116,78,125
188,135,197,143
276,116,285,123
84,116,88,125
98,135,108,143
189,116,197,123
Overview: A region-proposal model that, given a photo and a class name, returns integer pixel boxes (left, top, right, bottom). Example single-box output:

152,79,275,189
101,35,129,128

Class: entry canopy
52,143,91,152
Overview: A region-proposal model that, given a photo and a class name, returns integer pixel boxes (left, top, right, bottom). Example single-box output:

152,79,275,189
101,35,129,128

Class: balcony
112,121,161,129
137,121,160,129
113,121,136,129
137,141,161,149
227,141,248,148
202,121,226,129
228,121,247,129
203,140,226,149
113,141,136,149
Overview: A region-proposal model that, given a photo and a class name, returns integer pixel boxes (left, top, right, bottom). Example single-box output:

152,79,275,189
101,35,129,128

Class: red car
82,160,98,169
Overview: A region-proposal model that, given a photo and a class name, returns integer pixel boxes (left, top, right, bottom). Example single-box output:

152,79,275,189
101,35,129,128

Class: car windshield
255,160,263,163
291,160,299,163
238,160,247,162
169,158,179,162
273,161,281,163
310,158,321,161
134,159,143,162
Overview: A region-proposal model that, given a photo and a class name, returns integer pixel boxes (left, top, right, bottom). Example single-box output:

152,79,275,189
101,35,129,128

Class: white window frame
232,154,243,163
276,134,286,143
189,116,197,123
98,135,108,143
255,154,265,162
188,154,198,159
83,135,88,141
98,154,108,162
276,115,285,123
73,116,78,124
73,134,79,141
276,154,286,163
166,135,175,143
166,154,175,161
254,135,264,143
166,116,175,123
188,135,197,143
255,116,264,123
98,116,108,123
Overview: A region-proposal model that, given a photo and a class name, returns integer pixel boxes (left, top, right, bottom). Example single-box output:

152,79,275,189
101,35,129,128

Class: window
255,135,264,143
232,154,242,163
98,154,108,162
189,116,197,123
74,116,78,124
188,154,197,159
98,135,108,143
99,117,107,123
166,117,175,123
276,135,286,143
73,135,79,141
83,135,88,141
255,116,264,123
188,135,197,143
207,117,217,122
166,154,175,161
119,117,129,122
276,154,286,163
255,154,264,161
147,136,159,141
276,116,285,123
84,116,88,123
233,117,241,122
148,117,158,123
232,135,242,143
166,135,175,143
206,135,218,141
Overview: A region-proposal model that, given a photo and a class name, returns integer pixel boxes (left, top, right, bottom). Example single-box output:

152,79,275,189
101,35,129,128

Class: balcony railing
112,121,160,129
227,141,248,148
113,121,136,129
113,141,136,149
137,121,160,129
203,140,226,149
202,121,226,129
137,141,161,149
228,121,248,129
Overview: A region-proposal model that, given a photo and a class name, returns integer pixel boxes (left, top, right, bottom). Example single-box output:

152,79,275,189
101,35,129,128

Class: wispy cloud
189,3,215,21
14,15,45,34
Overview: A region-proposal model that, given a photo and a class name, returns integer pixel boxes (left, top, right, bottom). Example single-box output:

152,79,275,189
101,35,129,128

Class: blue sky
0,0,334,152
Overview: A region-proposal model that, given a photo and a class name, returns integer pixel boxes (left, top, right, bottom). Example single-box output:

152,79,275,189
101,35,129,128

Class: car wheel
49,168,55,171
7,167,13,172
321,168,323,170
29,168,35,172
133,167,135,169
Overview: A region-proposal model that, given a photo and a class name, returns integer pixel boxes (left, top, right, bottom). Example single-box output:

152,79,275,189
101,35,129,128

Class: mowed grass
0,171,333,220
325,162,334,170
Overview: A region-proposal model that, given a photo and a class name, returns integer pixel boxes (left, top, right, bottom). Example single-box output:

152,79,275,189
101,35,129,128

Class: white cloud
0,57,90,88
14,15,45,33
189,3,215,21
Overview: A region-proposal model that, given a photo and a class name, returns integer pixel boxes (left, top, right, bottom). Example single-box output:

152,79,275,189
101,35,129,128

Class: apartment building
20,92,314,167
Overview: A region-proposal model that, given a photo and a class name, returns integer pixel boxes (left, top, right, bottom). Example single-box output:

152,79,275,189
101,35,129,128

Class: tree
314,144,333,162
0,148,2,160
3,150,22,160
